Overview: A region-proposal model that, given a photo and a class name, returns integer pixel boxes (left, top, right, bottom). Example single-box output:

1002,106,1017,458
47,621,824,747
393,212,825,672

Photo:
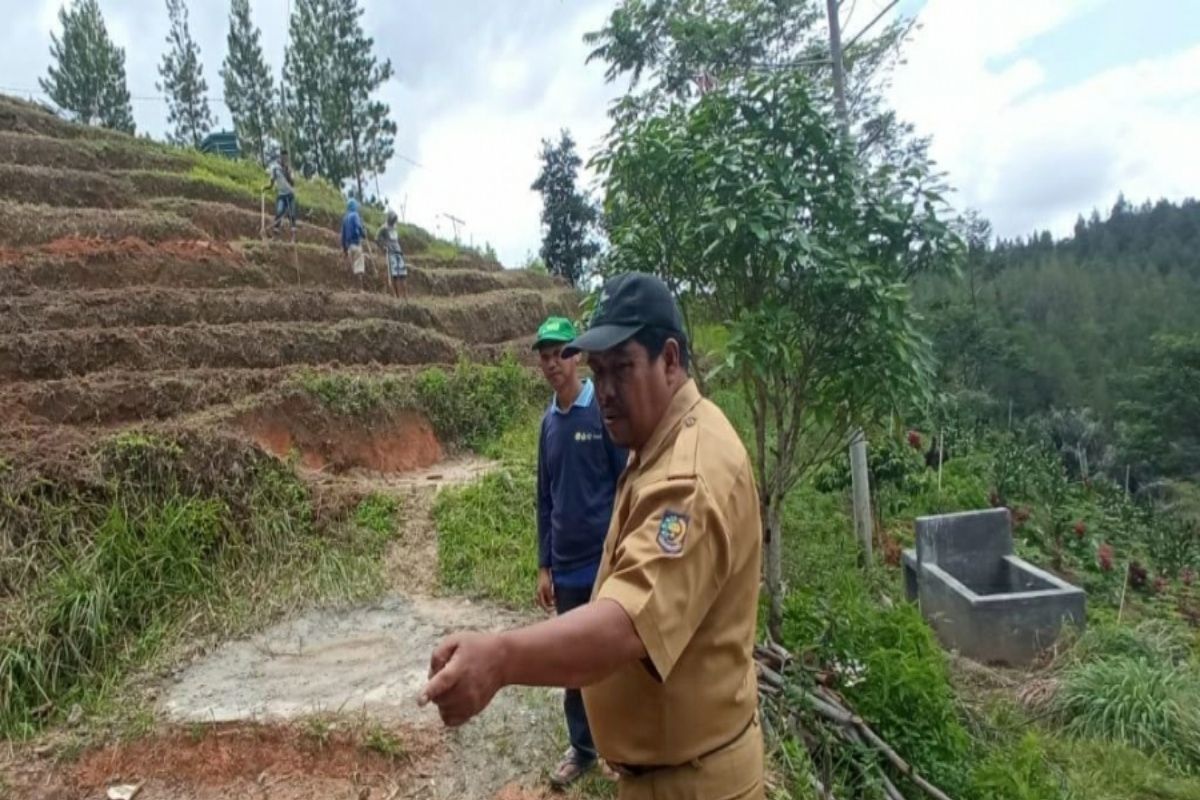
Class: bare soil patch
0,163,137,209
3,722,442,800
0,202,206,248
0,237,264,296
0,367,287,425
155,594,565,800
123,170,259,211
237,397,444,474
0,319,462,380
0,237,558,297
0,96,128,141
149,198,340,248
1,286,576,346
0,129,190,172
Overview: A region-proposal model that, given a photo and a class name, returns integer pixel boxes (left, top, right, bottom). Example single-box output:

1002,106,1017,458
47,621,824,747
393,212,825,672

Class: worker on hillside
532,315,628,788
262,148,297,242
375,210,408,300
341,198,367,291
420,273,765,800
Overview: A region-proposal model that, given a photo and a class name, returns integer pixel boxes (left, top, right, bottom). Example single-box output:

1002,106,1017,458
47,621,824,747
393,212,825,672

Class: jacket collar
632,379,702,468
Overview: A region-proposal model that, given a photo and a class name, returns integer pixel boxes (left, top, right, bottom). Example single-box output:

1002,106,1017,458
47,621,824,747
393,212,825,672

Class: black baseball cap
562,272,685,357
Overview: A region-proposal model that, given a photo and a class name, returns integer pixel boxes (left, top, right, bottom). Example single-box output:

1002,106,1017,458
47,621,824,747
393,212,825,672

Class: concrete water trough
903,508,1086,666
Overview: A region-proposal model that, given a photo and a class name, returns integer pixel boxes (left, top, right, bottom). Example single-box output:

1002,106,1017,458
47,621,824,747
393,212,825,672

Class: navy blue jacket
537,380,628,576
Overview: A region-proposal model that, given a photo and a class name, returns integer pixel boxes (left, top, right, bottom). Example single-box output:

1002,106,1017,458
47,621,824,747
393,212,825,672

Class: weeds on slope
0,434,400,739
294,358,541,452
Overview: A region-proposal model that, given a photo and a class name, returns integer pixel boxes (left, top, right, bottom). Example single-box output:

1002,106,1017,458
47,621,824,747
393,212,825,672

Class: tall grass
1052,656,1200,771
0,434,399,738
434,411,540,608
293,359,541,451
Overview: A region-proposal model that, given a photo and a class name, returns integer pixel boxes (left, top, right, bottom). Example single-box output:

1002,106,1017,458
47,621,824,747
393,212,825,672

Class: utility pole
826,0,851,136
441,213,465,244
827,0,873,563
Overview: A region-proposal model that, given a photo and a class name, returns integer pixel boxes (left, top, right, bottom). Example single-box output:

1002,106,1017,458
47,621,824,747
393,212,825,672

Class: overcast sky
2,0,1198,265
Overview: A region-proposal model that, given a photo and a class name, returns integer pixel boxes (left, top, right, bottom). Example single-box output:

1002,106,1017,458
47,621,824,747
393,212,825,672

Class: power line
844,0,901,50
0,83,231,105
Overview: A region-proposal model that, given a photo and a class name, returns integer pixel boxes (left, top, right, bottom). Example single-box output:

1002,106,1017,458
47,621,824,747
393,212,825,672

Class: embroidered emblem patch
657,511,689,555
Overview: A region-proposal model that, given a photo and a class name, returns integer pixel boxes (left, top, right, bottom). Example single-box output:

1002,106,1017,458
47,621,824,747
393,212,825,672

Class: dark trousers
554,582,597,761
273,193,296,229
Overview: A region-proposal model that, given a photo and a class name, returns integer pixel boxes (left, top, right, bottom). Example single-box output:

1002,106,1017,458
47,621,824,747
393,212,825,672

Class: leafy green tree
330,0,396,200
157,0,214,147
596,70,960,635
531,130,600,288
282,0,395,193
220,0,276,164
39,0,135,133
585,0,919,167
584,0,824,100
1118,334,1200,481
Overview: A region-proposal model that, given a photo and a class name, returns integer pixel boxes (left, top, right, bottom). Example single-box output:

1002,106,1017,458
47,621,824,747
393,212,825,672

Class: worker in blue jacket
341,198,367,291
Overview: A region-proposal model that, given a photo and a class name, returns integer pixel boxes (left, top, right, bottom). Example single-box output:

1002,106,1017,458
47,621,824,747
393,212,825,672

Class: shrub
433,410,541,607
1052,656,1200,771
969,732,1063,800
416,357,540,450
777,484,973,794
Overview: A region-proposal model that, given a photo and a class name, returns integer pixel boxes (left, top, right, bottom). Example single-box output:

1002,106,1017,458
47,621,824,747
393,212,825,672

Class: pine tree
283,0,395,191
329,0,395,198
284,0,341,180
157,0,214,148
39,0,135,133
531,130,600,288
220,0,276,164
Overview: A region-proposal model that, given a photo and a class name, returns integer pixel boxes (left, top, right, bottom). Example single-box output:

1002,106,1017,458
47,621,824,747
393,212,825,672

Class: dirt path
158,594,562,800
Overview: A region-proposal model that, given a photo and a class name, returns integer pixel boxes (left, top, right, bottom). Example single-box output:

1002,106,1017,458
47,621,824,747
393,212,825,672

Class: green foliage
0,433,395,738
584,0,824,99
362,722,406,760
1118,333,1200,481
969,733,1063,800
434,411,540,608
922,199,1200,487
531,129,600,288
1070,620,1195,666
1045,737,1200,800
293,361,539,452
220,0,276,164
353,493,399,537
415,358,540,451
39,0,135,133
1052,656,1200,771
597,66,961,635
776,487,973,794
293,369,415,417
283,0,396,194
0,497,224,734
157,0,214,148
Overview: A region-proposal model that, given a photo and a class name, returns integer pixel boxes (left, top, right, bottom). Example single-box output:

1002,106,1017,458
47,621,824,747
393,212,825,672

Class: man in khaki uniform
420,272,764,799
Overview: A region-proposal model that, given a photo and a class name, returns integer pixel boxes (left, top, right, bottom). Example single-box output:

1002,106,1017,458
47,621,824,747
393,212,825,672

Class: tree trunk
764,498,784,641
350,124,365,201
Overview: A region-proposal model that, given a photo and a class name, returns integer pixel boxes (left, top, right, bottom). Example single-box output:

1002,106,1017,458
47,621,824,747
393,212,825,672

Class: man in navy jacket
533,316,628,787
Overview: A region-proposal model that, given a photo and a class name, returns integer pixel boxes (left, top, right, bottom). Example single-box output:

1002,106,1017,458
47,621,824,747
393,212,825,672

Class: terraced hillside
0,95,572,457
0,95,587,798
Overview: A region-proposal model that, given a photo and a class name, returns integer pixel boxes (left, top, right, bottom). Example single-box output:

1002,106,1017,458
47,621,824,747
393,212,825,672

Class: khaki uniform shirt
582,379,762,766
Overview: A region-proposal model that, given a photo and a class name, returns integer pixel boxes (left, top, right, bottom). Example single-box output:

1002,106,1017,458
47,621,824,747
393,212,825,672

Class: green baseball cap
533,316,578,350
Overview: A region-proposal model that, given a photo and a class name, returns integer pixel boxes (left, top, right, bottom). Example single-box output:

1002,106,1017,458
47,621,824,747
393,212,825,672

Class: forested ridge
922,195,1200,486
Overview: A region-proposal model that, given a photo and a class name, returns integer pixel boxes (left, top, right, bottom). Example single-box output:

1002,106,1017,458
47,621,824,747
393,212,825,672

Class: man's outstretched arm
418,598,645,727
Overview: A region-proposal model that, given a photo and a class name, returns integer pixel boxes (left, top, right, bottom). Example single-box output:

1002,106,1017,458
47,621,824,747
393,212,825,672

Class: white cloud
890,0,1200,239
385,2,616,265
